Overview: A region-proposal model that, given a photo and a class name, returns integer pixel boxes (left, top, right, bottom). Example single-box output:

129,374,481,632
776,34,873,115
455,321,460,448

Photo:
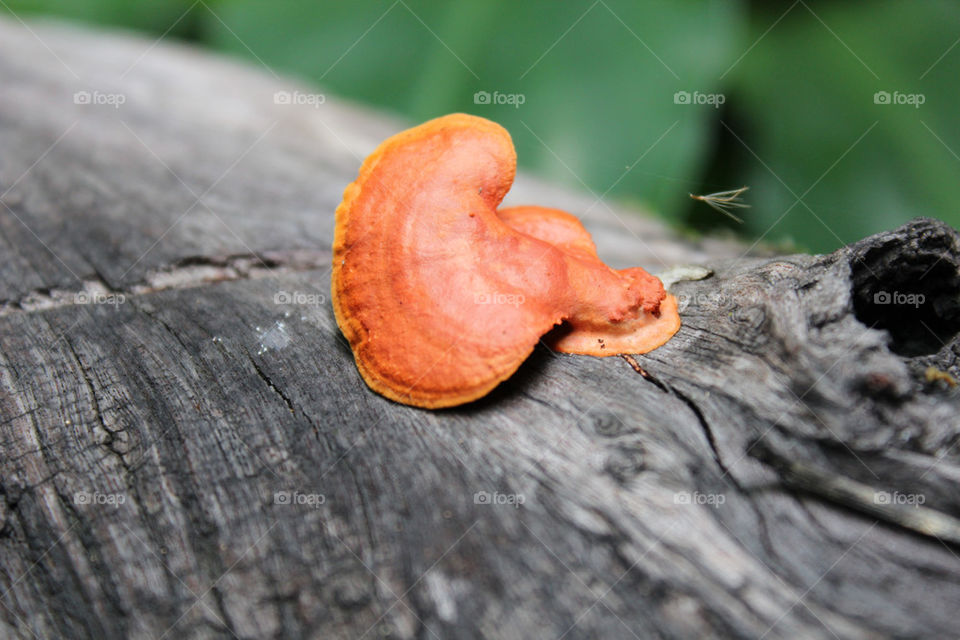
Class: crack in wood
0,250,331,317
620,354,731,479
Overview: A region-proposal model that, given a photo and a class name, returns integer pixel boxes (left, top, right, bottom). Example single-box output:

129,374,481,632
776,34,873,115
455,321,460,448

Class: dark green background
4,0,958,251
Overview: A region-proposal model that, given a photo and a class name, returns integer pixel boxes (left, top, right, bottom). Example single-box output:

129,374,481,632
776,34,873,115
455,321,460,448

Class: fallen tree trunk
1,18,958,640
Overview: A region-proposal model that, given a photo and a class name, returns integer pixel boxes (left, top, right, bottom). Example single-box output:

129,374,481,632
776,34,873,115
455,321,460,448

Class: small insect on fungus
331,114,681,409
690,186,750,223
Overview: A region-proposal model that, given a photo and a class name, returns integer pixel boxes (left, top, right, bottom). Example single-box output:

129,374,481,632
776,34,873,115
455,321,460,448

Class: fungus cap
332,114,680,408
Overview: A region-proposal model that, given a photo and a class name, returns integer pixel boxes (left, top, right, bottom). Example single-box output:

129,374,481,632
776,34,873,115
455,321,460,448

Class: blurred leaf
205,0,746,217
720,0,960,252
1,0,199,36
2,0,957,252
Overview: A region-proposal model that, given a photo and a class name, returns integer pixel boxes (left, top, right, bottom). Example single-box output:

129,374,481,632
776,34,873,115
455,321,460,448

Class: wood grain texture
1,17,959,640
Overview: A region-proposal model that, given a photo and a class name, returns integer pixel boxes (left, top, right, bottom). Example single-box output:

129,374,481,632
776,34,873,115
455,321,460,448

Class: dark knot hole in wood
850,229,960,356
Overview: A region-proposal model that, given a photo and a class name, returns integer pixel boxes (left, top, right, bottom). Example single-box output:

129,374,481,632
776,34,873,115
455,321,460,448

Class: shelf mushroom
331,114,680,409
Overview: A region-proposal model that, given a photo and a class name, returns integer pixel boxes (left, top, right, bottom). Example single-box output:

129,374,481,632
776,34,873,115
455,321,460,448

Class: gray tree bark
1,17,959,640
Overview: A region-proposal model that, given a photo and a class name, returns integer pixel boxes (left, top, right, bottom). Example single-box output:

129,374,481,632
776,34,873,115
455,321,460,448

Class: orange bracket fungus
332,113,680,409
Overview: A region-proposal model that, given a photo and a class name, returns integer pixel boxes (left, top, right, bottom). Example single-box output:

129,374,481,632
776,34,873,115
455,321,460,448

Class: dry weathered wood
1,17,959,640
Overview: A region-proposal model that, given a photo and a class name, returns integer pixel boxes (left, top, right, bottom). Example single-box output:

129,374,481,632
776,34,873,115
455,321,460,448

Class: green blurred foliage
718,0,960,251
1,0,201,36
3,0,959,252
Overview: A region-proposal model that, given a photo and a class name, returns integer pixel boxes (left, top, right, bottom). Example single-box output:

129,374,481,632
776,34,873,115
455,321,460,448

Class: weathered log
1,17,958,640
